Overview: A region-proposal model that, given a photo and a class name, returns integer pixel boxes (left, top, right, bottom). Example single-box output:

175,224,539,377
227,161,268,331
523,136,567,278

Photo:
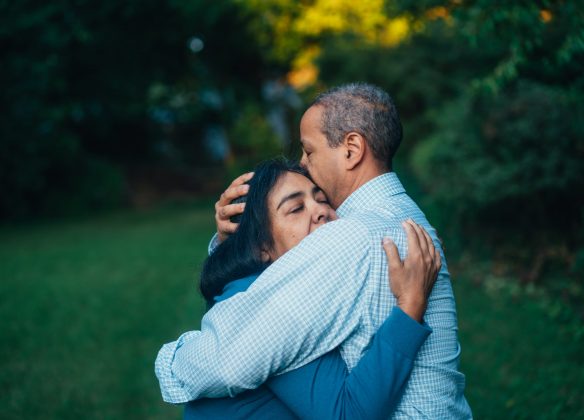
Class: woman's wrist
397,295,426,323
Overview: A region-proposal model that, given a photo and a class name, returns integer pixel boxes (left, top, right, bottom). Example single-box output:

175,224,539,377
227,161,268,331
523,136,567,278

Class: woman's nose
312,204,328,224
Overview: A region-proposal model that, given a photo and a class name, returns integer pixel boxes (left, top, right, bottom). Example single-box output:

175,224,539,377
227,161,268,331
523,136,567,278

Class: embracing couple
156,83,472,419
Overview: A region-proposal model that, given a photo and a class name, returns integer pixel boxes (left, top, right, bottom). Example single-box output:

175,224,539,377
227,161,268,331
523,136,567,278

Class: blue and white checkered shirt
156,172,472,418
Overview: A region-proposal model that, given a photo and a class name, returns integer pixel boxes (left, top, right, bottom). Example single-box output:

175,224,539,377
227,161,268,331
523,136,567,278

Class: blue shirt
184,274,431,419
155,172,472,419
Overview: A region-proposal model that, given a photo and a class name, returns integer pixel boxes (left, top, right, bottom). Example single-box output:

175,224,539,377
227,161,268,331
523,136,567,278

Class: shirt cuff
155,331,198,403
207,233,220,255
378,307,432,360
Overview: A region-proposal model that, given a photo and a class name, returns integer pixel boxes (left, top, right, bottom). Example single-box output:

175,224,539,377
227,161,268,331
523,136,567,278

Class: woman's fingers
403,220,422,259
435,247,442,273
420,225,435,259
418,226,442,278
419,224,437,273
408,220,430,259
383,237,402,280
404,221,440,293
382,221,443,322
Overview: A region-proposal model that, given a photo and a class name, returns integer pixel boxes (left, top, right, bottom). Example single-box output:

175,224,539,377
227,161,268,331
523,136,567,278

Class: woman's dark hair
200,158,308,306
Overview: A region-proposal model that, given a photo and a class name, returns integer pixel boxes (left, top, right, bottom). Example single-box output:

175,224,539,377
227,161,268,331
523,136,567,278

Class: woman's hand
382,219,442,323
214,172,254,243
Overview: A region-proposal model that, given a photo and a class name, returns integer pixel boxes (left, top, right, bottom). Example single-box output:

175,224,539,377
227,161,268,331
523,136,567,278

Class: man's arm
156,219,376,403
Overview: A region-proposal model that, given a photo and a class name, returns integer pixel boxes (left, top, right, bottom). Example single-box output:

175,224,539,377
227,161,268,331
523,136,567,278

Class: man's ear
343,132,366,170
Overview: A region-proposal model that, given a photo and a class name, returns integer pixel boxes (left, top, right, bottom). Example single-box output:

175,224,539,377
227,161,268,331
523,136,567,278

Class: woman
186,158,440,419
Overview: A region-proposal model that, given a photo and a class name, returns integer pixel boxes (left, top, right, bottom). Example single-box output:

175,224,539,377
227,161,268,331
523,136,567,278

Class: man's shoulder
260,218,373,275
253,217,374,286
342,207,406,238
299,217,372,250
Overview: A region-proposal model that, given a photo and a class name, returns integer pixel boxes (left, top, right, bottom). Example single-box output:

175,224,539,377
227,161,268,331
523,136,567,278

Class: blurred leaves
412,83,584,222
2,0,584,294
0,0,267,219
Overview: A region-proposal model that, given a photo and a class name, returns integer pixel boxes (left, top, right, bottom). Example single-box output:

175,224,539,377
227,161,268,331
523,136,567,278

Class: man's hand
214,172,254,243
382,219,442,323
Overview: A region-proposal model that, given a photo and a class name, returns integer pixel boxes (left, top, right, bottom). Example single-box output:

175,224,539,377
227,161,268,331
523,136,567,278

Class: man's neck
334,166,388,209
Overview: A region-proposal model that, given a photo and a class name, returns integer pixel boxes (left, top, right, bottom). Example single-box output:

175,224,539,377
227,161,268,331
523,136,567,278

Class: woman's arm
265,307,430,420
184,387,296,420
183,307,429,420
183,308,429,420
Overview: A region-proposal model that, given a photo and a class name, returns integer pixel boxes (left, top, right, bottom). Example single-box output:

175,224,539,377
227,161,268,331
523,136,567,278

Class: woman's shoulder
214,273,260,303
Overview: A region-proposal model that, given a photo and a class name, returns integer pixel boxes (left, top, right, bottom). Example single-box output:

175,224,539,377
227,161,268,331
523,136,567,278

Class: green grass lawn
1,201,582,419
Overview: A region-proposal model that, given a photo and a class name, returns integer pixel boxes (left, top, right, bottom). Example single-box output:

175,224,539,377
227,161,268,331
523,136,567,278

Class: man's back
336,173,469,417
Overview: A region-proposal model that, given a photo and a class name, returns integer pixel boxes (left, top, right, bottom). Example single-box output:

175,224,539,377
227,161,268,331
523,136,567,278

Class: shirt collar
336,172,406,218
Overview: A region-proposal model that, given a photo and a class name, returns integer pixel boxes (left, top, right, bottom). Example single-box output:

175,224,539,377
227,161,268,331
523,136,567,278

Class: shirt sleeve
207,232,220,255
183,386,297,420
265,307,432,420
155,218,373,403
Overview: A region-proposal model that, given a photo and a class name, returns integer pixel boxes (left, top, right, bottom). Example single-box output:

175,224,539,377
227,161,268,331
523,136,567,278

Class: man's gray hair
311,82,403,169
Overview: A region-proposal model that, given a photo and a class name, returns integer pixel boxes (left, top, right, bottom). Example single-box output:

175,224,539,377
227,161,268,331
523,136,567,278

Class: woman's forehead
270,172,316,203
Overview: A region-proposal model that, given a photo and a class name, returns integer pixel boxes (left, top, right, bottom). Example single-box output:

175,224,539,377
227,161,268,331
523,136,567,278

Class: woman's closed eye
290,204,304,214
314,191,330,206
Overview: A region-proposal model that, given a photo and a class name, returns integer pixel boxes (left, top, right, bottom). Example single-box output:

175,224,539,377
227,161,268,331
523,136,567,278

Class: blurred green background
1,0,583,418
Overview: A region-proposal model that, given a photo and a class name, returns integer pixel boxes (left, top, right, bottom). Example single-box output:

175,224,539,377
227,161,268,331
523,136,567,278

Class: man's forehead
300,105,323,127
299,105,326,148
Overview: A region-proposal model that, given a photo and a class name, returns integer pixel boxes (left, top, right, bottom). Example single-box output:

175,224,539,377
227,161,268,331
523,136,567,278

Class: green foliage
227,104,284,175
391,0,584,90
234,0,304,66
0,0,268,219
0,129,124,219
411,82,584,229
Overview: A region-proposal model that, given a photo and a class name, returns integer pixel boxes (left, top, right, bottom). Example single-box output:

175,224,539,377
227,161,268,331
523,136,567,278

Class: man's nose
299,154,308,168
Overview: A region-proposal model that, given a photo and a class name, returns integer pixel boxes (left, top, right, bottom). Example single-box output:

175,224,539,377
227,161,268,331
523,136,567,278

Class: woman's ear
261,249,271,263
343,132,366,170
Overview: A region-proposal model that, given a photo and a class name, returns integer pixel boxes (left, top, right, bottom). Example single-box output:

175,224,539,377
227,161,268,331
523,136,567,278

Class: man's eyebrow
312,186,323,196
277,191,304,210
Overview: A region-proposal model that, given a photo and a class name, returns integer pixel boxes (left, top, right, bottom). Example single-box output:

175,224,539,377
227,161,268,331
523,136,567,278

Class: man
157,83,472,418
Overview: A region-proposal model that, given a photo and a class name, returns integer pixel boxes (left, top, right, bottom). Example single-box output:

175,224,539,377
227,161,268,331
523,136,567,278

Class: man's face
299,105,346,209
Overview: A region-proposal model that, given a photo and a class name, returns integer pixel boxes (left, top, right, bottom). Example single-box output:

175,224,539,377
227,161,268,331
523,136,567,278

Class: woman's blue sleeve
265,307,431,420
183,386,296,420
